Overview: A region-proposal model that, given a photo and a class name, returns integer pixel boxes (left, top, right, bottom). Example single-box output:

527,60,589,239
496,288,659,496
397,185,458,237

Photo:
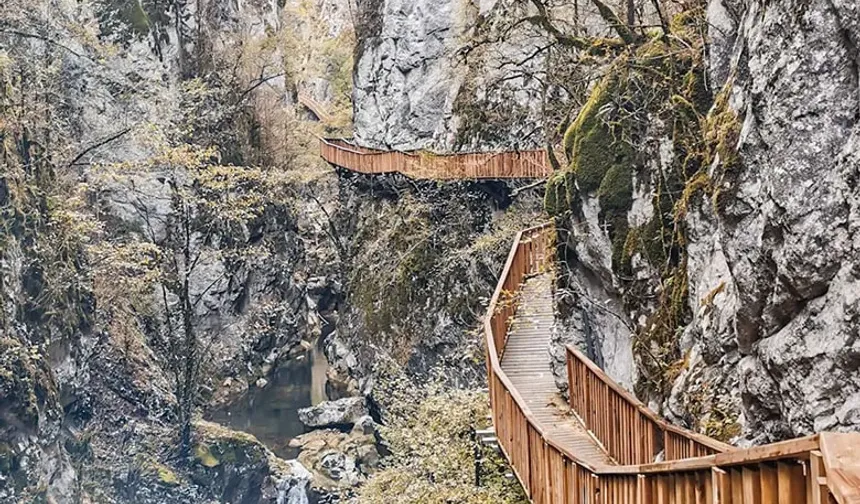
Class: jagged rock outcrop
547,0,860,445
325,171,545,395
353,0,550,151
288,419,381,495
672,0,860,443
298,397,369,429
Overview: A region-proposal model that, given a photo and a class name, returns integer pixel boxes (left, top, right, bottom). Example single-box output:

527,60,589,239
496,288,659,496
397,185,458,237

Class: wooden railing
567,346,731,465
319,137,551,179
485,224,860,504
297,90,335,124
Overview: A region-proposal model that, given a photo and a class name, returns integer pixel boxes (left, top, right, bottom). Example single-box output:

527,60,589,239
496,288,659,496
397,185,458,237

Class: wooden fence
567,346,731,465
319,137,551,179
485,224,860,504
297,91,335,124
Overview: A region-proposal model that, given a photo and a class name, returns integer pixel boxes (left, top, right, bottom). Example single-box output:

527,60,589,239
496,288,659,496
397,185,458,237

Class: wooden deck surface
501,274,615,467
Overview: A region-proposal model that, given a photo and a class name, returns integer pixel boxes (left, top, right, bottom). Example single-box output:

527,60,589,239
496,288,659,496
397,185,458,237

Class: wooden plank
819,432,860,504
777,461,805,504
808,451,828,504
742,467,762,504
713,467,729,504
731,468,744,504
759,463,777,504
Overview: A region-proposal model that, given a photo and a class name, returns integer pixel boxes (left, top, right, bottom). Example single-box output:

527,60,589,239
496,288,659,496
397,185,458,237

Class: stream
208,341,330,460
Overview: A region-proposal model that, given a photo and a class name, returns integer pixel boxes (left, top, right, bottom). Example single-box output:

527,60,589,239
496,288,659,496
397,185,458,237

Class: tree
450,0,648,151
92,113,290,456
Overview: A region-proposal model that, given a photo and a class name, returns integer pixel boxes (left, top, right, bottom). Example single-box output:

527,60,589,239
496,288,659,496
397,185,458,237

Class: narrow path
500,274,614,466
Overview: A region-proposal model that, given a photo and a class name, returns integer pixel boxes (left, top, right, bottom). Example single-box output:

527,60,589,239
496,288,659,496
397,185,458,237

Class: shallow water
209,343,330,459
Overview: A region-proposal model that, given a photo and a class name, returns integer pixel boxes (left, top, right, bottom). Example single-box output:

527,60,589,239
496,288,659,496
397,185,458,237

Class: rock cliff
675,0,860,443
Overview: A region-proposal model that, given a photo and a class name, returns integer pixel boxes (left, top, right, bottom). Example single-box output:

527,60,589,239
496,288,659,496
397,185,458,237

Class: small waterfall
277,485,308,504
310,340,329,406
207,337,330,459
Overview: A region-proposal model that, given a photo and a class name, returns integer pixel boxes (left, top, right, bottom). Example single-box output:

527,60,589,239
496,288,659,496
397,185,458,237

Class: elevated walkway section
314,139,860,503
319,138,550,180
501,274,614,469
485,223,860,504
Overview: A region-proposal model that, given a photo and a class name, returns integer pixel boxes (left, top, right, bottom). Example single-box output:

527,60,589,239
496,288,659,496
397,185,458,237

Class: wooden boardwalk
298,91,335,124
319,137,550,180
316,138,860,503
484,224,860,504
501,274,614,467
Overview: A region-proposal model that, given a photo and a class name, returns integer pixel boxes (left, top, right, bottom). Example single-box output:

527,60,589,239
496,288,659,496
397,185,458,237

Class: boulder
288,426,380,493
297,397,368,429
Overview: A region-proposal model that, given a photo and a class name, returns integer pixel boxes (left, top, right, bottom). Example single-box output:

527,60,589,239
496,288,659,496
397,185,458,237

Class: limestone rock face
548,0,860,445
353,0,461,150
670,0,860,442
352,0,550,151
288,421,381,494
298,397,369,429
191,421,313,504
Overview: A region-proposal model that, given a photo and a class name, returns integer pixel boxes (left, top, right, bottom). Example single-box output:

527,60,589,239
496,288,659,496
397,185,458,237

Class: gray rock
298,397,369,429
352,0,551,152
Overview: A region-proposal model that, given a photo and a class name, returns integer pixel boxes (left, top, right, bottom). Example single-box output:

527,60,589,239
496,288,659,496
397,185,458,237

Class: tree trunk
178,206,197,459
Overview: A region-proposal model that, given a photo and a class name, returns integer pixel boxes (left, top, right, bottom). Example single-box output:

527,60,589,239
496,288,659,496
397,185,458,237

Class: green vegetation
347,186,544,365
359,372,527,504
545,8,744,399
193,420,269,467
0,338,58,428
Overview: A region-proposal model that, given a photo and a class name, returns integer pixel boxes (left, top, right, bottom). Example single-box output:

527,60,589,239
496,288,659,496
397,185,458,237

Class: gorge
2,0,860,503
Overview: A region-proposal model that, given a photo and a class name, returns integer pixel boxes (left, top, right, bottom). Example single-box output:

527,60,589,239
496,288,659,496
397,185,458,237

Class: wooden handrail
567,345,732,464
297,90,335,124
484,223,860,504
319,137,551,180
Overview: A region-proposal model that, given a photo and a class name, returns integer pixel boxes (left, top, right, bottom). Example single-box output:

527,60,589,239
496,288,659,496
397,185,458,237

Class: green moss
157,465,180,486
194,444,220,468
544,170,577,217
194,420,267,467
562,68,634,198
544,174,562,217
702,405,742,442
588,37,626,56
127,0,152,34
674,171,711,219
563,70,617,157
609,217,631,276
704,84,743,214
545,5,740,403
597,164,633,215
669,7,705,38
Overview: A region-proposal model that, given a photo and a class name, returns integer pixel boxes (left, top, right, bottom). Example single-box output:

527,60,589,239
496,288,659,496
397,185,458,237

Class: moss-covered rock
193,444,220,468
0,338,59,430
547,8,738,402
155,464,180,487
189,421,312,502
562,68,634,195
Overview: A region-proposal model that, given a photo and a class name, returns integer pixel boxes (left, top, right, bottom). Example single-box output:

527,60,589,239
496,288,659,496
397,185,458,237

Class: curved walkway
319,137,550,179
298,91,335,124
484,224,860,504
319,144,860,503
502,274,613,467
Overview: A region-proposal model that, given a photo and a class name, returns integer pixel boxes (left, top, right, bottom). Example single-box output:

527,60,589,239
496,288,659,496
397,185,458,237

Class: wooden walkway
315,136,860,503
319,137,550,180
484,223,860,504
298,91,335,124
501,274,614,467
